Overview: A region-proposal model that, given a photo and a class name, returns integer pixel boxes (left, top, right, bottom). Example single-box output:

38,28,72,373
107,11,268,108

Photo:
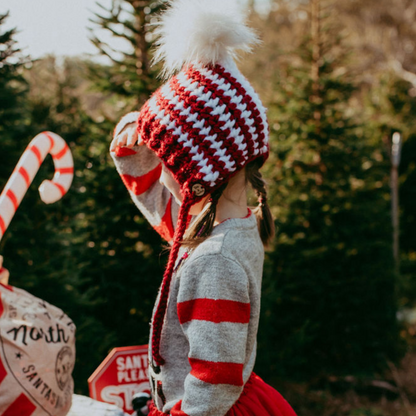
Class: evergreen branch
89,36,120,63
93,1,122,21
0,29,18,44
94,45,124,66
100,24,128,40
120,34,136,45
94,1,111,13
91,34,132,59
119,19,139,35
89,14,116,26
90,7,122,25
0,11,10,25
121,51,136,59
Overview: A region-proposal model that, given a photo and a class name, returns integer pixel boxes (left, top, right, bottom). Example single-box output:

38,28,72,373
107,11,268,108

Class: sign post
88,345,150,415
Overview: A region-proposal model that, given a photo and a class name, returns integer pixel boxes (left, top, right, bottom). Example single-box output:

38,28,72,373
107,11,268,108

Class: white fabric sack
0,282,76,415
67,394,127,416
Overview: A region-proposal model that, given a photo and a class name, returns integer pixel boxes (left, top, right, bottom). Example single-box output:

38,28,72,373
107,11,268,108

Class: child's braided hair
182,159,275,247
246,159,275,246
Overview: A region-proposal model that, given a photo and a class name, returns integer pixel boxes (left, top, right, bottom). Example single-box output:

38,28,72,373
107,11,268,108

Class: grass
273,325,416,416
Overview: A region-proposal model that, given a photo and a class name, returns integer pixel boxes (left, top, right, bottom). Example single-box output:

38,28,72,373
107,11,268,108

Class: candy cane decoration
0,132,74,242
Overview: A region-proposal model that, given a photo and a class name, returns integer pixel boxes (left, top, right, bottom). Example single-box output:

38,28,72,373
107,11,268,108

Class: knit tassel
151,195,192,369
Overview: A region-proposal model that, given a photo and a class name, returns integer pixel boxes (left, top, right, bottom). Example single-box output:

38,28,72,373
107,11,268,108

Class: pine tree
57,0,166,391
0,12,31,184
0,19,67,293
89,0,163,108
257,0,402,380
367,73,416,311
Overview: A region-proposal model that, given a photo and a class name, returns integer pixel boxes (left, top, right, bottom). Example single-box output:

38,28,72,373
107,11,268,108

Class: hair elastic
259,196,267,207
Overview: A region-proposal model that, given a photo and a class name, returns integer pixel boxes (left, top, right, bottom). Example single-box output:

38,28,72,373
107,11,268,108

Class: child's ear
189,194,211,216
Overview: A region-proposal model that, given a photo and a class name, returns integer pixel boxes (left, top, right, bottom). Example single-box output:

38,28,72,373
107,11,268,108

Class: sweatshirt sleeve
172,253,251,416
110,112,179,242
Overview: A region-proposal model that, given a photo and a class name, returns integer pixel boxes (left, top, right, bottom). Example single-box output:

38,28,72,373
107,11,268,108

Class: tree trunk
310,0,322,128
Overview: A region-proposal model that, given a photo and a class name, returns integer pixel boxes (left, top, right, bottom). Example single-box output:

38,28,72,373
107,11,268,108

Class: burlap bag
0,282,76,416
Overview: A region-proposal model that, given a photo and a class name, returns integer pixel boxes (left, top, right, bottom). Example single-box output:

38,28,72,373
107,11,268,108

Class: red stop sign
88,345,150,415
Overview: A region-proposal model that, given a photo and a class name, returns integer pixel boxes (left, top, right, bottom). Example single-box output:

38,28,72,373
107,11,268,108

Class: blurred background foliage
1,0,416,415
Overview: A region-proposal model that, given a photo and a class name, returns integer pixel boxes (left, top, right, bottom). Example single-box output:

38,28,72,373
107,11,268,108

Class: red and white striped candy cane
0,131,74,241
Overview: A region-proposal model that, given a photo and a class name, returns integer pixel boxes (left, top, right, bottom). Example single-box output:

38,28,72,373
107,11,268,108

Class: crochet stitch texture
138,60,269,195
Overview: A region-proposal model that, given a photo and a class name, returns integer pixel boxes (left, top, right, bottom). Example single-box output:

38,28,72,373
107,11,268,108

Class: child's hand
0,255,10,285
110,123,143,152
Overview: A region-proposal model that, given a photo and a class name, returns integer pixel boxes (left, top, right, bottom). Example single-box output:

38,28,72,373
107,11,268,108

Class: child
110,1,297,415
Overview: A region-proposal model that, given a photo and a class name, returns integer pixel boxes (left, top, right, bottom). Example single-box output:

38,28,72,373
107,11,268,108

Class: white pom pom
153,0,259,77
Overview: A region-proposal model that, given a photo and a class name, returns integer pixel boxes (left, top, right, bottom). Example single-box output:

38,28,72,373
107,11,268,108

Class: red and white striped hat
139,1,269,204
139,0,269,369
138,61,269,201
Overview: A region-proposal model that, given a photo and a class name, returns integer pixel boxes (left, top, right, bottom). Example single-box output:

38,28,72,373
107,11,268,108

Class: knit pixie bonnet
137,0,269,370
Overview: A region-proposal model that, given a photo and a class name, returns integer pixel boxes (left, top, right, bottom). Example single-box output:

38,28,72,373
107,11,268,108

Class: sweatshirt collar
211,208,256,234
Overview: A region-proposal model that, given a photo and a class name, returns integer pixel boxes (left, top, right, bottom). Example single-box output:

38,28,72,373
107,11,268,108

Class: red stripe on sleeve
189,358,244,386
121,164,162,196
6,189,18,211
170,400,190,416
153,196,175,241
18,166,30,187
2,393,36,416
114,146,138,157
178,299,250,324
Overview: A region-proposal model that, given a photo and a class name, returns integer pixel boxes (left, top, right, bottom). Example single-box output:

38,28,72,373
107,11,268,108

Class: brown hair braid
181,183,228,248
181,161,275,248
245,159,275,247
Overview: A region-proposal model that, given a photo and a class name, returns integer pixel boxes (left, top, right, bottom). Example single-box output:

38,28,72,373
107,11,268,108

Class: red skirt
148,373,297,416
